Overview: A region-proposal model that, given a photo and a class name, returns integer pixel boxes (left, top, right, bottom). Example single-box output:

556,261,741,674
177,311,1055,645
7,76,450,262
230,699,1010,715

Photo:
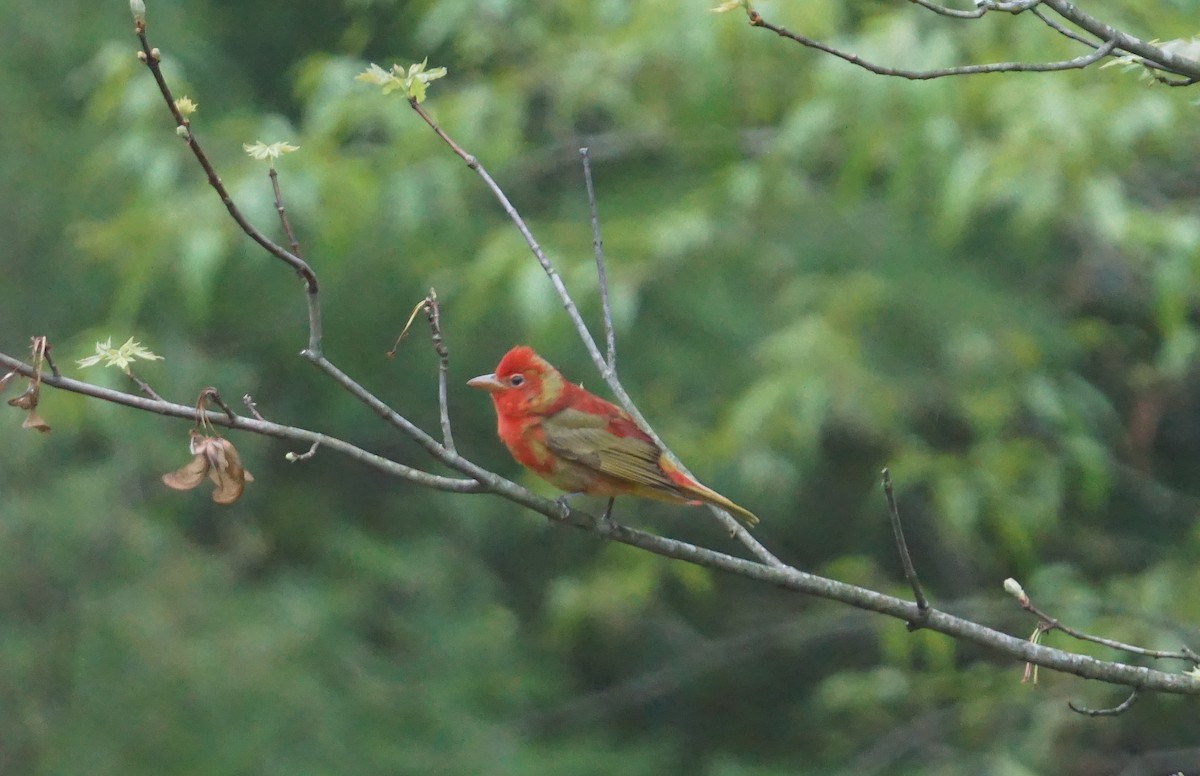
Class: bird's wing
540,407,678,493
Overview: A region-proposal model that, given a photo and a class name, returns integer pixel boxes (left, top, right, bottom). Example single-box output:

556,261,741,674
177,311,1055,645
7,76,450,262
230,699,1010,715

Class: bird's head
468,346,565,418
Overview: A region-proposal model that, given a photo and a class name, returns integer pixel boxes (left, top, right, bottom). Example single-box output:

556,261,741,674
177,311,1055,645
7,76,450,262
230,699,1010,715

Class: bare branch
242,393,265,421
1041,0,1200,80
425,289,456,454
409,98,784,567
1013,583,1200,663
589,517,1198,693
286,441,320,462
881,469,929,621
41,342,61,380
128,370,163,401
0,350,484,493
910,0,987,20
983,0,1045,12
747,10,1119,79
199,386,237,424
6,345,1200,695
580,147,617,373
1069,687,1139,717
1030,6,1101,48
269,166,303,259
1032,4,1200,83
133,19,324,356
129,23,491,493
406,99,607,369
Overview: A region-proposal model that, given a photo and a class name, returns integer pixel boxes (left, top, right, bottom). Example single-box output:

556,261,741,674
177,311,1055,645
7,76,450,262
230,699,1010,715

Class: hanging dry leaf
209,436,254,504
162,454,209,491
21,409,51,433
7,385,38,410
162,432,253,504
7,383,49,432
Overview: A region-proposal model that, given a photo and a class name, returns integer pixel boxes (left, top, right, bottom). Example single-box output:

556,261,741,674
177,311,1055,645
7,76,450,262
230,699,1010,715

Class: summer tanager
468,346,758,527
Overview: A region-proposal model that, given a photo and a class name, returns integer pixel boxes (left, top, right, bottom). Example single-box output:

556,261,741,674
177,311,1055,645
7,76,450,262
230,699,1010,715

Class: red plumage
468,346,758,527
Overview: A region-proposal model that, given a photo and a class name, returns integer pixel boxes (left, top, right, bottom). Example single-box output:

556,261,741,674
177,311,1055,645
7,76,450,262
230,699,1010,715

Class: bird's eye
509,374,525,387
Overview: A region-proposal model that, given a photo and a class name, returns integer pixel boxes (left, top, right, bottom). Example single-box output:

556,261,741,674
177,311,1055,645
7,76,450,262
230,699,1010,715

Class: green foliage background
2,0,1200,773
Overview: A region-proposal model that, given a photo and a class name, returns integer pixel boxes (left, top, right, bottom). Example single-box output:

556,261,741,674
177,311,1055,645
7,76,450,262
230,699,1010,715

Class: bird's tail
680,480,760,528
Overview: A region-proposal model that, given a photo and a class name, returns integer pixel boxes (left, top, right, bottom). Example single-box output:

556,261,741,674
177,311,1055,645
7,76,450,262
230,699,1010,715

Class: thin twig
409,99,783,567
881,469,929,621
425,289,456,454
133,19,323,356
242,394,265,421
286,441,320,461
0,350,484,493
1030,5,1199,85
580,147,616,374
269,166,303,259
1030,6,1100,48
1040,0,1200,81
41,342,61,380
1018,594,1199,662
380,291,456,454
200,387,237,423
1068,687,1139,717
127,371,163,401
748,10,1118,79
407,99,605,367
984,0,1046,12
1029,7,1199,85
304,352,462,464
909,0,987,19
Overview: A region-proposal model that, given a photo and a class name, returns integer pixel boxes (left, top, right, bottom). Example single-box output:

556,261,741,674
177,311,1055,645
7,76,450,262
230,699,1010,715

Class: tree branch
1012,581,1200,664
1069,687,1140,717
580,147,617,373
747,10,1119,79
269,166,303,260
882,469,929,621
5,346,1198,695
408,98,784,567
909,0,988,20
133,18,324,356
0,351,482,493
1041,0,1200,80
425,289,457,454
766,0,1200,83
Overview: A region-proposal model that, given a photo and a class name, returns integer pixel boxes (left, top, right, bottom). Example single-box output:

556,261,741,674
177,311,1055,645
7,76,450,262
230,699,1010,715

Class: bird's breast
498,416,554,470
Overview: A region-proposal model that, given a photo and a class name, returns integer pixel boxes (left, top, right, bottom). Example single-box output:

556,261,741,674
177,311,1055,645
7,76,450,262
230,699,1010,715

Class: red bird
468,346,758,527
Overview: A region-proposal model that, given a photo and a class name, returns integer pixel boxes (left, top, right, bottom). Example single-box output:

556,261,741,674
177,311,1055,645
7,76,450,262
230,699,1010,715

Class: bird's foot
555,492,581,521
594,496,618,533
555,494,618,534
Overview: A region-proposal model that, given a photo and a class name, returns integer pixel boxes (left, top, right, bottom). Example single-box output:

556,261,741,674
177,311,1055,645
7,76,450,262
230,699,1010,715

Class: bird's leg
593,496,618,533
555,493,618,532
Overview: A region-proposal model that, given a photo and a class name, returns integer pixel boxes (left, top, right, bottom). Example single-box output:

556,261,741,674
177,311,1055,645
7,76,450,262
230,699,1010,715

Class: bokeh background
2,1,1200,773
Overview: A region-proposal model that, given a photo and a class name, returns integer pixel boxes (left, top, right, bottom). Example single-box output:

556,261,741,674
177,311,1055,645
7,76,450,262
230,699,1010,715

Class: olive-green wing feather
542,407,760,527
540,408,680,494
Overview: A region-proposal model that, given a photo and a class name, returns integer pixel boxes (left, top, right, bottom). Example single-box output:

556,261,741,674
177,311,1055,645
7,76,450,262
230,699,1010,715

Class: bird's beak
467,373,505,393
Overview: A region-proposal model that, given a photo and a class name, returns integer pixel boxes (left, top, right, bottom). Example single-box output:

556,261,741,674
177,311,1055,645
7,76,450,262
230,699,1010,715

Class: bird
467,346,758,527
